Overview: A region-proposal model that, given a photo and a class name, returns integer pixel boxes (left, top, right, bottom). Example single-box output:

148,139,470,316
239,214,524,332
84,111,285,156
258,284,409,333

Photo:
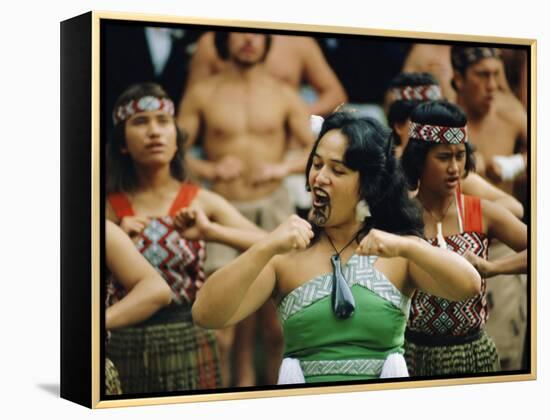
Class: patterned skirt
404,329,500,377
105,358,123,395
106,305,221,395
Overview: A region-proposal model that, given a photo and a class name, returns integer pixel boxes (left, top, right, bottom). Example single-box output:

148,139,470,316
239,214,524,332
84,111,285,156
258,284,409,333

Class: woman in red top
400,100,527,375
105,83,265,395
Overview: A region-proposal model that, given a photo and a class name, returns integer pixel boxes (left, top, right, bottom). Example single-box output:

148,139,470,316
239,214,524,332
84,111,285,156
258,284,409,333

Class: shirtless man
451,46,527,196
402,44,456,102
452,46,529,371
185,32,347,116
386,71,523,219
177,32,313,387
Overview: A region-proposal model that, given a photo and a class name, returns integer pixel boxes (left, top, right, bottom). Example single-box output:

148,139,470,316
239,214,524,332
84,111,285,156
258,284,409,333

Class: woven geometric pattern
391,84,442,102
278,254,411,323
301,359,385,377
113,95,175,125
409,122,468,145
107,216,206,306
451,47,501,72
408,231,489,336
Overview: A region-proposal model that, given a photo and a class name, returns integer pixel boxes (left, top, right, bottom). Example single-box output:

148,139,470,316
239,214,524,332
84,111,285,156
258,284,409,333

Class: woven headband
409,122,468,144
113,96,175,125
451,47,501,71
390,84,442,102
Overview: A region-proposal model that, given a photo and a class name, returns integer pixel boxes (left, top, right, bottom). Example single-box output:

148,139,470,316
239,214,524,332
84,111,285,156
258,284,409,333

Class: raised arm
249,87,314,187
283,86,315,174
463,199,527,277
461,172,524,218
300,37,348,116
192,215,313,328
406,238,481,300
465,249,527,278
174,189,267,251
105,221,172,330
484,199,527,252
176,84,218,181
487,95,528,183
356,229,481,301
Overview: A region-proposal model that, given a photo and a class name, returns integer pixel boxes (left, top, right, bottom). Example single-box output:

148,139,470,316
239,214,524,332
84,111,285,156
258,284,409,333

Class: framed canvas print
60,10,536,409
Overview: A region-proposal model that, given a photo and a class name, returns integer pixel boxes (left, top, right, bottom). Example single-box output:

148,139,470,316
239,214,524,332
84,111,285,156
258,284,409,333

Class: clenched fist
213,155,244,182
119,215,150,238
463,251,493,278
355,228,408,259
269,215,314,254
249,162,289,187
173,207,212,241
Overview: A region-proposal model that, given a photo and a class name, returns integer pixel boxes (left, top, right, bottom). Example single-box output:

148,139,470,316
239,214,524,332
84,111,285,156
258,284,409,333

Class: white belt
277,353,409,385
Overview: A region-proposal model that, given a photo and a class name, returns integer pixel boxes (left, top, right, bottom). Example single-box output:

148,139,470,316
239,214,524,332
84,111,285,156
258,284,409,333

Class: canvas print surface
97,16,532,403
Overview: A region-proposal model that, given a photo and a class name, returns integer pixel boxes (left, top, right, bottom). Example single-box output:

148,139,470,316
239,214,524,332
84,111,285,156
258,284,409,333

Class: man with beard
177,32,313,387
184,32,347,117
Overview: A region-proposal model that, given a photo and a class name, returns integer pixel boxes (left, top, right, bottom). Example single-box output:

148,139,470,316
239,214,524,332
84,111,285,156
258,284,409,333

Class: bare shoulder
197,31,215,47
193,187,219,208
193,31,217,58
271,249,312,300
293,35,319,51
496,91,526,126
276,34,311,50
479,197,503,220
272,247,315,279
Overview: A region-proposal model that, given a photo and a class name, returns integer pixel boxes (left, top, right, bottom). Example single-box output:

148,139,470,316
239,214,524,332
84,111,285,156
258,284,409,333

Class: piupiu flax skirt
404,329,500,377
105,358,123,395
106,304,221,395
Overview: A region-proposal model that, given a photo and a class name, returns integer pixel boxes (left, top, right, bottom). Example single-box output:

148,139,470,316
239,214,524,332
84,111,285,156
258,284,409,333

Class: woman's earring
355,199,371,222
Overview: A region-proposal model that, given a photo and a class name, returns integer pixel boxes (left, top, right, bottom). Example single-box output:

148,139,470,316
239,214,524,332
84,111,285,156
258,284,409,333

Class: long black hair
305,112,424,241
401,100,476,190
387,72,440,127
106,83,187,194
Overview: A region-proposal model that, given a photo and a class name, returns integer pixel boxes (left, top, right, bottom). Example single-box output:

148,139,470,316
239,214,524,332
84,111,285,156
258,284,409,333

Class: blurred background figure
178,32,313,387
185,32,347,116
386,71,523,219
106,82,266,394
184,32,349,220
401,44,456,103
451,46,528,371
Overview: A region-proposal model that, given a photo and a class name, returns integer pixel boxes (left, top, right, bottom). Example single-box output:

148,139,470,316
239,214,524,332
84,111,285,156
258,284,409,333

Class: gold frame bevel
89,10,537,409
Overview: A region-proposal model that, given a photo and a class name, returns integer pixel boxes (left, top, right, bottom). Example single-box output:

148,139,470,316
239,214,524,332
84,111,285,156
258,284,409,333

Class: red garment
408,194,489,336
106,183,206,306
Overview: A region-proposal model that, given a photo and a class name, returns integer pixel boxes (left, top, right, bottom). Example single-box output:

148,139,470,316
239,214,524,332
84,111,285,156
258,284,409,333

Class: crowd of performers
103,30,528,395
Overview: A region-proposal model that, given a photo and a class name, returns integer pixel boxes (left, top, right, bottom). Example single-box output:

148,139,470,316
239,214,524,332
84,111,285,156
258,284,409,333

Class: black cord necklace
326,232,358,319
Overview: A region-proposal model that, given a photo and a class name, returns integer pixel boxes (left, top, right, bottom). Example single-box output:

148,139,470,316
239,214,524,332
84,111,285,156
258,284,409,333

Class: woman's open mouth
312,187,330,208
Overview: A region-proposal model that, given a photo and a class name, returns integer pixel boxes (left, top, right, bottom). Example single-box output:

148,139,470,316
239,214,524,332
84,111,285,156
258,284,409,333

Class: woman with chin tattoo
193,111,482,384
400,100,527,376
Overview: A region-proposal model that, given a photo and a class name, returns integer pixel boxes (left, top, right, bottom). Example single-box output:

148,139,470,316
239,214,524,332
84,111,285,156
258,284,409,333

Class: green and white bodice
277,254,410,383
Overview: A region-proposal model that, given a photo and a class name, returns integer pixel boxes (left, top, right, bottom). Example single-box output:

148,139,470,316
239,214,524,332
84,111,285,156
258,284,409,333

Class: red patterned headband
390,84,442,102
409,122,468,144
113,96,175,125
